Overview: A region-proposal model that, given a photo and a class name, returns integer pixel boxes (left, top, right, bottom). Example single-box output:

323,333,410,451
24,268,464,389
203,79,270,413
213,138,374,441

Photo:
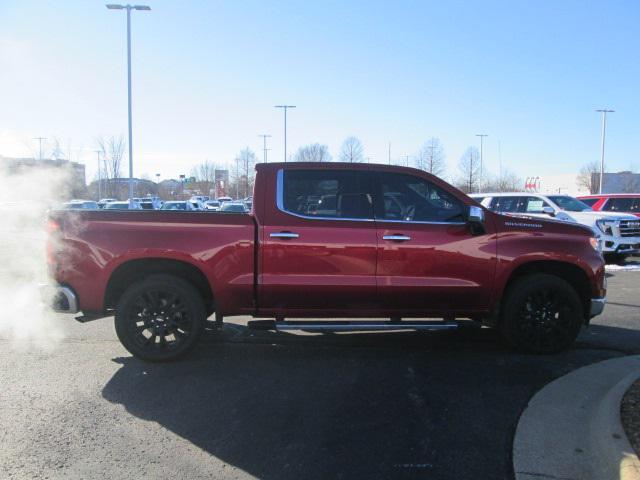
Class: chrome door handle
383,234,411,242
270,232,299,239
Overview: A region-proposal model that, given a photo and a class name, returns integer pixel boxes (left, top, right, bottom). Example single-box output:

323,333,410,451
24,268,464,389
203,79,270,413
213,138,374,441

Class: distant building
214,169,229,198
591,172,640,194
0,155,86,198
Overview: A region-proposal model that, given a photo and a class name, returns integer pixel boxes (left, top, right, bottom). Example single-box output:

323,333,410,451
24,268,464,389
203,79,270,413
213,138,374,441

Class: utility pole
95,150,102,199
476,134,488,191
404,154,410,167
596,109,614,194
106,3,151,207
33,137,47,160
388,142,391,165
274,105,295,162
259,134,271,163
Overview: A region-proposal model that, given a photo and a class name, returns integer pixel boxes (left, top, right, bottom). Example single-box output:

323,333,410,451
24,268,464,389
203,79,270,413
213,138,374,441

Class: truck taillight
47,219,60,234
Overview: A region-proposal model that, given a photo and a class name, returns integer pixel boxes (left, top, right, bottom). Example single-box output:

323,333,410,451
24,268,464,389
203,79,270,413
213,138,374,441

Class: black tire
500,274,583,354
115,274,206,362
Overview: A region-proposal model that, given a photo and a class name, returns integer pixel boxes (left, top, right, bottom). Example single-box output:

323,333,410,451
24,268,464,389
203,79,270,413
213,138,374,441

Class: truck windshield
547,195,592,212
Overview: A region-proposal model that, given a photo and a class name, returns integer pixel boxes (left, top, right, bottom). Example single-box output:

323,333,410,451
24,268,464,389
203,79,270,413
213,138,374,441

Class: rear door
260,167,378,313
373,171,496,314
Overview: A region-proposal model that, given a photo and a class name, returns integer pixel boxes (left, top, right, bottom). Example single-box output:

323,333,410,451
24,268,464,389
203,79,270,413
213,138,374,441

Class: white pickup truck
470,192,640,262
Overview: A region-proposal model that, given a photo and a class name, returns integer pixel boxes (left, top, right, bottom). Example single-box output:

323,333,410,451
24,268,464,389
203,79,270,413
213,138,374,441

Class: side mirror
542,206,555,216
468,205,485,224
467,205,485,235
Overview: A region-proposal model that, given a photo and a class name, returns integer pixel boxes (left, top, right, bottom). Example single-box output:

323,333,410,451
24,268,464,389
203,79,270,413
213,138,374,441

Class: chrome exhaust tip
52,286,79,314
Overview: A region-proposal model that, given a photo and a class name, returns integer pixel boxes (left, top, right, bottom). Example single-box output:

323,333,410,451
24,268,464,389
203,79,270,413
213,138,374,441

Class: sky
1,0,639,184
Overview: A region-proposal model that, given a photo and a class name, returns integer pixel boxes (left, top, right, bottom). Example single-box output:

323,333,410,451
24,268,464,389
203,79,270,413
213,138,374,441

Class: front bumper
590,297,606,318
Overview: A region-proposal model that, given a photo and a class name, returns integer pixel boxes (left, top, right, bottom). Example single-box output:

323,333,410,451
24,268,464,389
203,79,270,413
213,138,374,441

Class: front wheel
115,274,206,362
500,274,583,354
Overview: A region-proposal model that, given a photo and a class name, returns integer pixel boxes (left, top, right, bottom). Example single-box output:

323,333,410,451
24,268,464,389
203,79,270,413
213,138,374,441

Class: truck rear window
282,170,373,220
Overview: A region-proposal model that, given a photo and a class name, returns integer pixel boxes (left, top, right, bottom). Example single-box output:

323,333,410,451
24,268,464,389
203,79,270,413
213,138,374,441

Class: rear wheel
115,274,206,362
500,274,583,354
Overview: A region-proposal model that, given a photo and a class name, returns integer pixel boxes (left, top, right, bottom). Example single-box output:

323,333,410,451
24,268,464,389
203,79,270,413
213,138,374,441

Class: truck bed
50,210,256,315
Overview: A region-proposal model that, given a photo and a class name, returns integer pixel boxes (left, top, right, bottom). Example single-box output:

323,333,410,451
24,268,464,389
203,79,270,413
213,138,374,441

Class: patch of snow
606,261,640,272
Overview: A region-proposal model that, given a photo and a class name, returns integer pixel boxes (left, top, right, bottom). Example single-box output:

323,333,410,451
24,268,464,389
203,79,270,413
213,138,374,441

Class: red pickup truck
49,162,606,361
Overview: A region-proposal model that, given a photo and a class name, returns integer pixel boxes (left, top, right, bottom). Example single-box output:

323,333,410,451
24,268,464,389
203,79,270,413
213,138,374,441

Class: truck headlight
596,219,615,235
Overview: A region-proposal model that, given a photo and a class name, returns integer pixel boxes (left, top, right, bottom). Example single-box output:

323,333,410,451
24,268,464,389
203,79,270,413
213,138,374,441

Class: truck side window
376,173,464,222
523,197,549,213
603,198,634,212
490,196,520,213
282,169,373,220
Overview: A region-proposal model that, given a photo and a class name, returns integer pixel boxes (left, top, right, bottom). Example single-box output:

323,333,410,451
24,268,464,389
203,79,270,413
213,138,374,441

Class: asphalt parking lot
1,267,639,480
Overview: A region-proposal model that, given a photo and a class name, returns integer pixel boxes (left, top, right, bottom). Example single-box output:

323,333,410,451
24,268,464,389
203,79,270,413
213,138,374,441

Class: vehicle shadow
101,323,629,480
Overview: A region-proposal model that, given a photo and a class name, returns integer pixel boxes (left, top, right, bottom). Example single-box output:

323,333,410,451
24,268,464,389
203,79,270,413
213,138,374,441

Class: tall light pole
33,137,47,160
275,105,295,162
476,134,488,191
95,150,102,199
259,134,271,163
106,4,151,207
596,109,614,194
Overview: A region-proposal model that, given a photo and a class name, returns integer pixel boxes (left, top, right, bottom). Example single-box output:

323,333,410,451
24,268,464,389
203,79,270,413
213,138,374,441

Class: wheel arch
104,258,215,314
502,260,592,321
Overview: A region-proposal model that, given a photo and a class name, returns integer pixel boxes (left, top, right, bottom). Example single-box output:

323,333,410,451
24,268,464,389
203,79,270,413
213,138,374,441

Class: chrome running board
248,319,459,331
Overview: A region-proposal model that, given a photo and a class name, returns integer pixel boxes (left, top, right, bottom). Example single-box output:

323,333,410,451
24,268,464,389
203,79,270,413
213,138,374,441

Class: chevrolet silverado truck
48,162,606,361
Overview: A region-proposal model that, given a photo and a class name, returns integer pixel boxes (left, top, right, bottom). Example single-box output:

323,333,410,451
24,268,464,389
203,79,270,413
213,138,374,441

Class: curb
592,370,640,480
513,355,640,480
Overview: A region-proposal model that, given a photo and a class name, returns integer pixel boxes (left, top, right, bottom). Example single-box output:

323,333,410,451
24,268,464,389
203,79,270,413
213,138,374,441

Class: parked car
97,198,117,209
49,162,605,361
578,194,640,218
161,201,196,211
204,200,221,211
220,201,248,213
217,196,233,204
138,200,156,210
62,200,99,210
104,201,142,210
470,192,640,262
191,195,210,204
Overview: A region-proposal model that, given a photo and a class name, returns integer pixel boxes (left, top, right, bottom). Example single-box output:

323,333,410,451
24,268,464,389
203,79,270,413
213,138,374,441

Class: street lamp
106,3,151,208
275,105,295,162
596,109,614,194
95,150,102,199
258,134,271,163
476,134,488,192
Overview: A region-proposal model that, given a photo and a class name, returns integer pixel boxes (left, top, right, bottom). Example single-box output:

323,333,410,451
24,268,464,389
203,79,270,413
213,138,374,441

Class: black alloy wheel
115,274,206,362
500,274,583,354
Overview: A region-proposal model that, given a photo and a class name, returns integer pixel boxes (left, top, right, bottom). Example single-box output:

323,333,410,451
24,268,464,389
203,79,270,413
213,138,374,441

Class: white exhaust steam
0,163,75,348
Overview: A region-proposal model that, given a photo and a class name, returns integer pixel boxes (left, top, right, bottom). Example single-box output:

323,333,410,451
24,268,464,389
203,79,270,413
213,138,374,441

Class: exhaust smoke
0,162,75,349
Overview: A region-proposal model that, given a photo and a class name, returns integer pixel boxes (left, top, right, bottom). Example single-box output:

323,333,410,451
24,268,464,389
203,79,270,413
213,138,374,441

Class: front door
260,167,378,314
374,171,496,315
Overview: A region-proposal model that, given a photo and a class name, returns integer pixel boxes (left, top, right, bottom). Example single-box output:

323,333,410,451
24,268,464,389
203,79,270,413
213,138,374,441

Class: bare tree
576,161,600,194
96,135,125,198
484,169,522,192
455,147,480,193
294,143,332,162
191,160,218,197
415,137,446,177
338,136,364,163
230,148,257,198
